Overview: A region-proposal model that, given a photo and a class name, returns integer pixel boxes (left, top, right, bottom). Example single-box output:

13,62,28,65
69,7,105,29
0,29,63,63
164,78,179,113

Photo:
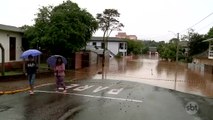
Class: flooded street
92,55,213,97
1,56,212,120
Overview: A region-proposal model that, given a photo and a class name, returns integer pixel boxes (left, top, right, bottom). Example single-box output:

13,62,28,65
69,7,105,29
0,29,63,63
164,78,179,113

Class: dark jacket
25,61,38,74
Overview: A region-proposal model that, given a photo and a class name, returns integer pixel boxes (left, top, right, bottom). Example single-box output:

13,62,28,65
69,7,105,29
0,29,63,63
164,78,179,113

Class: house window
119,43,124,49
10,37,16,60
101,42,105,49
92,42,96,46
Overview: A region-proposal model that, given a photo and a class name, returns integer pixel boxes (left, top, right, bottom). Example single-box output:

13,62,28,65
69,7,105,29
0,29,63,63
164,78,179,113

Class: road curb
0,88,30,95
0,83,56,95
0,79,77,95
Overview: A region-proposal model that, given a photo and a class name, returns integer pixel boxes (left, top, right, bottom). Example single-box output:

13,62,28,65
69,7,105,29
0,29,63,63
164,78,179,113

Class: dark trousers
56,76,66,90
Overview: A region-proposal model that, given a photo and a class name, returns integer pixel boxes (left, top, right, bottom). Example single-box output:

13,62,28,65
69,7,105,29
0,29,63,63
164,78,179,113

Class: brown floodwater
92,55,213,97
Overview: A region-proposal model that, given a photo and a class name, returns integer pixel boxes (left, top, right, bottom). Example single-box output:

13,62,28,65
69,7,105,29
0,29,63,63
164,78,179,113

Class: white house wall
87,42,102,47
108,42,119,55
0,30,22,62
87,41,127,56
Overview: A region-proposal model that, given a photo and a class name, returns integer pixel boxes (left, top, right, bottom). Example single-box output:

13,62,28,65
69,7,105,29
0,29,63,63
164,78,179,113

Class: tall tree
96,9,124,68
22,1,98,57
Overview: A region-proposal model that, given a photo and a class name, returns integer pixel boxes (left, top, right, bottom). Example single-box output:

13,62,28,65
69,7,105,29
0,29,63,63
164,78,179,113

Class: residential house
86,37,127,57
204,38,213,59
188,38,213,74
0,24,23,70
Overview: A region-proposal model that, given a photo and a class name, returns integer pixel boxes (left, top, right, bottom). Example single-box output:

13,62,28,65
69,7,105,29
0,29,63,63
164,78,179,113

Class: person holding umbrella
54,56,67,93
25,55,38,95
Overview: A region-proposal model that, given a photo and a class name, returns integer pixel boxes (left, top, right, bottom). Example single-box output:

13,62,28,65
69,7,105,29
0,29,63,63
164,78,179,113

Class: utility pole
174,33,179,90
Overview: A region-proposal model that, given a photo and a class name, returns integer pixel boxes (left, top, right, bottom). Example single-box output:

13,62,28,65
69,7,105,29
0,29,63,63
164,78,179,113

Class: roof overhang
0,24,23,33
203,38,213,42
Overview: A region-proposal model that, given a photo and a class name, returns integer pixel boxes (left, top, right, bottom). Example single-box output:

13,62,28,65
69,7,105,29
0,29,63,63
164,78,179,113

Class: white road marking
73,85,94,91
66,84,80,89
66,84,123,94
93,86,109,93
107,88,124,95
35,90,143,103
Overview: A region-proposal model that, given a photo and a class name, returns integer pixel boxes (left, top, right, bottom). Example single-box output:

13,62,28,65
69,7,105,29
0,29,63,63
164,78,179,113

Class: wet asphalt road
0,79,212,120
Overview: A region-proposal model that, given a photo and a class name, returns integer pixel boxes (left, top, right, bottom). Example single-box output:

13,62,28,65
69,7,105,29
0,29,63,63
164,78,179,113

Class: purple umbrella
20,49,42,59
47,55,67,67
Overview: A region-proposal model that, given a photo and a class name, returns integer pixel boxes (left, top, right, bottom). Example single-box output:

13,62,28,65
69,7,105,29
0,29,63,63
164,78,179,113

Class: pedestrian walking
25,55,38,95
54,56,67,93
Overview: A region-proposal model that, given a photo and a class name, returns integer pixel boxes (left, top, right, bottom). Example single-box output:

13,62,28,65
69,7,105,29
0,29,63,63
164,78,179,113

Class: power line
190,12,213,28
180,11,213,33
195,21,213,33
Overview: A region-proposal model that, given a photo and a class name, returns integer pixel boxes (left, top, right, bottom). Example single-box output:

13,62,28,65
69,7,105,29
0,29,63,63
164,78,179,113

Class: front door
10,37,16,61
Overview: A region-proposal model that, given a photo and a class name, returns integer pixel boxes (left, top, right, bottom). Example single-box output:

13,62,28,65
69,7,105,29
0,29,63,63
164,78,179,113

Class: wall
89,51,98,65
0,61,23,71
0,30,23,63
188,63,213,74
193,58,213,66
87,41,127,56
75,52,82,69
108,42,119,55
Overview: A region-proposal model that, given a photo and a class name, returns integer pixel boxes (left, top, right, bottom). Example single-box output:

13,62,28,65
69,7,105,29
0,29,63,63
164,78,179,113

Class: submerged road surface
0,79,212,120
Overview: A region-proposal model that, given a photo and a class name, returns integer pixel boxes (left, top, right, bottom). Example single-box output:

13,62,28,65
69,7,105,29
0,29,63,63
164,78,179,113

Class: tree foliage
126,39,144,55
183,29,208,56
157,39,186,61
96,9,124,39
157,42,177,61
22,1,98,57
188,33,208,56
207,27,213,38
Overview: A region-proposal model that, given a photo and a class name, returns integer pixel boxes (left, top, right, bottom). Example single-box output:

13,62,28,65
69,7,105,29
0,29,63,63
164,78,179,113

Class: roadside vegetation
157,27,213,62
125,39,145,55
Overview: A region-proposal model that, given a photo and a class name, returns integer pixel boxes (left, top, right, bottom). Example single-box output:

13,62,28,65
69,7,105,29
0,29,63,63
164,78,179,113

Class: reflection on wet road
92,56,213,97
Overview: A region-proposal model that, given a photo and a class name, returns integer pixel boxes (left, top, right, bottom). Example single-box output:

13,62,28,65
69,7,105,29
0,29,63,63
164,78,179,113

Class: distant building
115,32,127,39
127,35,137,40
86,37,127,57
115,32,137,40
148,47,158,56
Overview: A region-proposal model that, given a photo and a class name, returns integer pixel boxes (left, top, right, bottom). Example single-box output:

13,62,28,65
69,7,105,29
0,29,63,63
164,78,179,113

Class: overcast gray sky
1,0,213,41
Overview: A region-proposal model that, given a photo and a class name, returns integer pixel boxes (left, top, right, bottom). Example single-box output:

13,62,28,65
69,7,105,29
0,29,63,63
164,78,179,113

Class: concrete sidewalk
0,66,100,94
